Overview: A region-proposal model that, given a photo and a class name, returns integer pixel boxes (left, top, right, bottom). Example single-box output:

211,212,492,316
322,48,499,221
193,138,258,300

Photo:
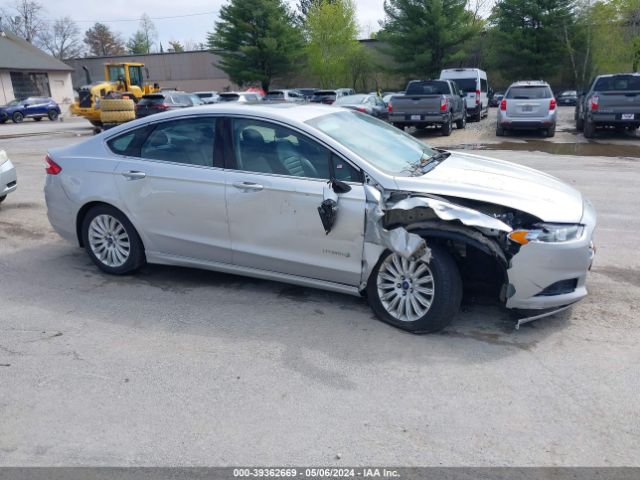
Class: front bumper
506,199,596,310
0,158,17,197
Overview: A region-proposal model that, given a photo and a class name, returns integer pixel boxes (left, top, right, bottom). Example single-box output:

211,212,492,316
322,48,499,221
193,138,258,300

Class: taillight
388,102,393,113
356,106,367,113
500,99,507,111
549,98,557,110
440,97,448,112
590,95,599,111
45,155,61,175
475,89,481,105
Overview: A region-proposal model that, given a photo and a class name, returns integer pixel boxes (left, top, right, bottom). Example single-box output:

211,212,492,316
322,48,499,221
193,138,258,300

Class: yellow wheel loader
70,62,160,128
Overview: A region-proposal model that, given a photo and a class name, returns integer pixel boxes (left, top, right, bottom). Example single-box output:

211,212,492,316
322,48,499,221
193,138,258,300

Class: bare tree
0,0,47,45
42,16,84,59
84,22,125,57
139,13,157,53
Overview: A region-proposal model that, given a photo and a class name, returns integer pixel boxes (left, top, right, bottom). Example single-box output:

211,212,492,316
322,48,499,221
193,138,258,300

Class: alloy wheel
88,214,131,268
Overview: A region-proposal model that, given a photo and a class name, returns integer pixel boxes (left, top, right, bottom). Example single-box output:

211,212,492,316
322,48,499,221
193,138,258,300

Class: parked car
0,150,17,204
193,91,220,104
557,90,578,106
218,92,262,103
310,89,351,105
264,89,305,103
497,80,557,137
388,79,466,135
42,104,596,333
439,68,489,121
334,93,388,119
135,92,194,118
296,88,318,101
0,97,61,124
489,91,504,107
189,94,205,106
576,73,640,138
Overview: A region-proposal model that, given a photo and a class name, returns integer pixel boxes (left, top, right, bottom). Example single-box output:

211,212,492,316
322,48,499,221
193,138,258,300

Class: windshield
406,81,450,95
266,91,285,99
5,99,21,106
594,75,640,91
449,78,476,93
307,111,438,176
336,94,367,105
219,94,239,102
139,95,165,106
506,86,552,99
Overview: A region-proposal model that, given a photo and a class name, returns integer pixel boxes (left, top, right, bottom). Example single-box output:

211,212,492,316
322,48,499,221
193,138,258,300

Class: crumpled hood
392,151,584,223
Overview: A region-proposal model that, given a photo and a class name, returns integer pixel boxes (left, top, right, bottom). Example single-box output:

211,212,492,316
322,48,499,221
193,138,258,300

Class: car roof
509,80,550,87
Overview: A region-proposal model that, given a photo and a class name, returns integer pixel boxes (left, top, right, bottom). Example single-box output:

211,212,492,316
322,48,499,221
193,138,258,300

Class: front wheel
81,205,146,275
47,109,59,121
367,245,462,333
12,112,23,123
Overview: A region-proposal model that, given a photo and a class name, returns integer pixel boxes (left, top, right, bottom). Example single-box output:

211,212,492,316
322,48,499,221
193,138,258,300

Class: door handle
232,181,263,191
121,171,146,180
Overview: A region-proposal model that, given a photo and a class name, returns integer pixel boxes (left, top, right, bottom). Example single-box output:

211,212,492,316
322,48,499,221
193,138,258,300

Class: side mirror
330,178,351,194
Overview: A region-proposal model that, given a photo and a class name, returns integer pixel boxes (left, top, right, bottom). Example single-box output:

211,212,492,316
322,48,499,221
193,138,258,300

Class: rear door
224,117,366,285
110,116,231,263
505,85,551,117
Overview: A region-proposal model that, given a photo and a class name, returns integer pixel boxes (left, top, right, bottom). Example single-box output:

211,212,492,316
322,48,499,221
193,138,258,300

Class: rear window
448,78,477,93
196,93,213,98
219,93,239,102
405,81,450,95
506,86,553,99
139,95,166,106
314,91,337,97
266,91,285,99
594,75,640,91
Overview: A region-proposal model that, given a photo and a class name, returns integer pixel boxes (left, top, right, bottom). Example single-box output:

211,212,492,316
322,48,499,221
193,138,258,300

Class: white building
0,29,74,106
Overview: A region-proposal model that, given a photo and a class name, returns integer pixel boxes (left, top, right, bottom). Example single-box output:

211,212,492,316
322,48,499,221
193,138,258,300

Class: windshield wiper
413,149,451,175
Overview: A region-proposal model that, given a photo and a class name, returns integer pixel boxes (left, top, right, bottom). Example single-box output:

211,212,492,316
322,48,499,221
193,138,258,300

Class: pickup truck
388,80,466,136
576,73,640,138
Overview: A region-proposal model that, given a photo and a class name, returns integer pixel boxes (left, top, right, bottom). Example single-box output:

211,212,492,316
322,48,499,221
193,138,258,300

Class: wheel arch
76,201,144,250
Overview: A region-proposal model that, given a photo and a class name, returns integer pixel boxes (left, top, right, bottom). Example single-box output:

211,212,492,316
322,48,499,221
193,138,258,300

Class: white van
439,68,489,121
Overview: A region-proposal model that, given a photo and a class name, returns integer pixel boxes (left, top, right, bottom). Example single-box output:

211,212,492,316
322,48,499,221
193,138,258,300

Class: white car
44,104,596,332
0,150,17,204
440,68,489,122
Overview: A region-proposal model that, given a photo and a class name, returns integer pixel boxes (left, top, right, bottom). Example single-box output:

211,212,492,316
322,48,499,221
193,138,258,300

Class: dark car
135,92,194,118
489,92,504,107
334,94,388,119
296,88,318,101
557,90,578,106
0,97,61,124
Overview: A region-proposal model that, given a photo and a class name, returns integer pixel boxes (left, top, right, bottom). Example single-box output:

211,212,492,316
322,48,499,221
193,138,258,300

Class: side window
331,154,363,183
107,125,153,157
480,78,488,93
231,118,331,180
140,118,216,167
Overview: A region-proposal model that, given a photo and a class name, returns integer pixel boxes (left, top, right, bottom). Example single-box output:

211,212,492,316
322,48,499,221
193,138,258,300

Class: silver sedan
44,104,596,332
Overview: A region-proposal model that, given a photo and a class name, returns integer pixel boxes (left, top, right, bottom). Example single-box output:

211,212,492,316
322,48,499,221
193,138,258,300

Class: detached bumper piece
515,303,576,330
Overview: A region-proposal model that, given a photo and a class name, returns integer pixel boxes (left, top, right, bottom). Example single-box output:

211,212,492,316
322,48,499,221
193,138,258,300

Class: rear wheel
496,123,505,136
81,205,145,275
584,118,596,138
441,115,452,136
545,125,556,137
47,109,59,121
392,123,404,130
576,114,584,131
455,112,466,129
473,108,482,122
367,245,462,333
12,112,23,123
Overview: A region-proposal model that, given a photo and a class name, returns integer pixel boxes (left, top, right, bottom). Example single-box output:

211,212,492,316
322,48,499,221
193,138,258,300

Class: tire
100,110,136,124
89,120,103,127
33,117,42,121
584,118,596,138
367,245,462,333
441,114,452,136
47,109,59,121
473,108,481,122
12,112,23,123
100,98,135,112
576,114,584,131
545,125,556,137
0,195,6,204
81,205,146,275
496,123,505,136
0,118,6,124
392,123,404,130
455,111,466,129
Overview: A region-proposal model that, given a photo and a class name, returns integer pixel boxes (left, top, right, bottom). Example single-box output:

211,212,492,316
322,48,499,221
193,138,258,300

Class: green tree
168,40,184,52
590,0,640,73
127,31,150,54
83,23,125,56
207,0,304,91
488,0,575,80
126,14,157,54
305,0,362,88
378,0,479,79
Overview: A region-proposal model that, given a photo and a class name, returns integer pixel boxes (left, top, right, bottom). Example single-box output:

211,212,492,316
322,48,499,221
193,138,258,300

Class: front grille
79,90,92,108
535,278,578,297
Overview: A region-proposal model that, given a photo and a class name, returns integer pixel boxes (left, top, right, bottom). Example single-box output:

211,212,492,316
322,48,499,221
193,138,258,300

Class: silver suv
497,81,557,137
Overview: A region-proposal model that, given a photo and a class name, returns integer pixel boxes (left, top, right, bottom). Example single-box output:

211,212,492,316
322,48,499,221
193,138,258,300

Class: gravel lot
1,107,639,466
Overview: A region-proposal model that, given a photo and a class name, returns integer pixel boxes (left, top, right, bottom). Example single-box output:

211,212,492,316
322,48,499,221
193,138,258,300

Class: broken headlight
509,224,584,245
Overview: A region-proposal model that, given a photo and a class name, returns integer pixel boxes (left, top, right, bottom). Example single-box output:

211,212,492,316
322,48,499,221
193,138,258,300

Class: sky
1,0,388,50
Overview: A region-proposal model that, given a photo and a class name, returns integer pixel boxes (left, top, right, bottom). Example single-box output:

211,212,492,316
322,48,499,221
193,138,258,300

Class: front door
224,117,366,286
